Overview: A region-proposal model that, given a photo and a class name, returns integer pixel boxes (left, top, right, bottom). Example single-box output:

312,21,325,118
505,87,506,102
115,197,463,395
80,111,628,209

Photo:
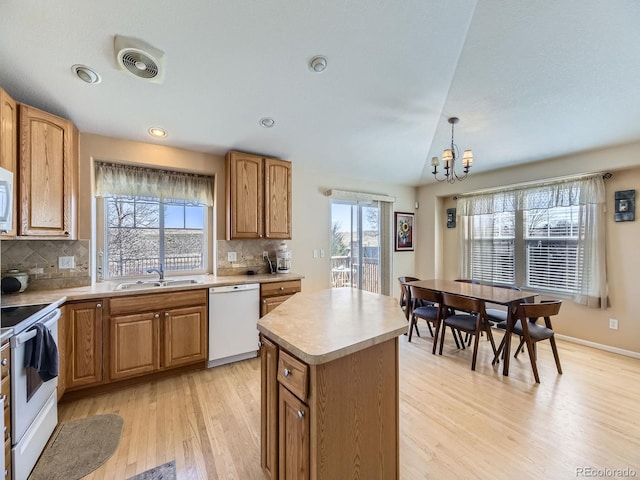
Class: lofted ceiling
1,0,639,186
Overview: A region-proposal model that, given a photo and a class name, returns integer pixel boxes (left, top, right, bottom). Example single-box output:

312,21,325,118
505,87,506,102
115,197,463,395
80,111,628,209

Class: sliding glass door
330,201,381,293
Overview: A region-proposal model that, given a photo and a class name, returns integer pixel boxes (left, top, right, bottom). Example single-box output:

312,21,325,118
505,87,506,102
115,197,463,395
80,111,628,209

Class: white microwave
0,167,14,233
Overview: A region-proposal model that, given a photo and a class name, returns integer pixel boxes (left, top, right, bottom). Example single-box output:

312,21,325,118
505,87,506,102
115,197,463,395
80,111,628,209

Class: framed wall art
394,212,414,251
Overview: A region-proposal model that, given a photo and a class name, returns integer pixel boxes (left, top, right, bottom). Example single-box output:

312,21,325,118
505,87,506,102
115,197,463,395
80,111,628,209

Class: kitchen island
257,288,407,480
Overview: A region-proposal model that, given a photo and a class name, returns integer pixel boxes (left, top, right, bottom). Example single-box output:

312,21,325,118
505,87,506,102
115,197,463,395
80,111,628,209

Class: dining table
406,279,537,376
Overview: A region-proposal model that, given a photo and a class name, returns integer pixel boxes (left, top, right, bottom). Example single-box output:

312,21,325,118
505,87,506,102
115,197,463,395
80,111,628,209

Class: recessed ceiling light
309,56,327,73
148,127,167,138
259,117,275,128
71,64,101,84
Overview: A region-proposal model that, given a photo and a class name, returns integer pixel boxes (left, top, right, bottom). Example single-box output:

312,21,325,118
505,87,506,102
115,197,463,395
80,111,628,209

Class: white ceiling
1,0,639,186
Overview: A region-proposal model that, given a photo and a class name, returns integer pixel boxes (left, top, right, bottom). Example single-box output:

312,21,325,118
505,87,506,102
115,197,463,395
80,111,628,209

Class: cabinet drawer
109,288,207,316
261,280,301,298
277,350,308,401
0,344,9,379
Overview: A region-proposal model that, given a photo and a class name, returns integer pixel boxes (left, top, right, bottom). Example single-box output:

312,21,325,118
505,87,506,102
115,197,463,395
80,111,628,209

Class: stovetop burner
1,304,52,330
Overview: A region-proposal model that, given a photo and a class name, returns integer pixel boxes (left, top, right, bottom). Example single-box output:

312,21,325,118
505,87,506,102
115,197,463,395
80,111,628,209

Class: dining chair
398,276,420,320
438,292,497,371
407,286,458,354
495,300,562,383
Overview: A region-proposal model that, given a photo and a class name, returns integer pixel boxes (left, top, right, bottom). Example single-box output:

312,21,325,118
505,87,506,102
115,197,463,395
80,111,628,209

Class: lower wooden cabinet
110,311,159,381
278,385,309,480
260,336,278,479
108,290,207,382
65,300,104,389
260,280,301,317
261,335,399,480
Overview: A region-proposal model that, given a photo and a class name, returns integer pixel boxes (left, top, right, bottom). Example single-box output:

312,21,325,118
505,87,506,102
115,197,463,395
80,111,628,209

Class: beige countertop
257,288,407,365
0,273,304,307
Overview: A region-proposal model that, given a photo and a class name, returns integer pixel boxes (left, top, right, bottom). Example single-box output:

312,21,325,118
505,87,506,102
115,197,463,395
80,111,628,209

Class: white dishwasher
208,283,260,367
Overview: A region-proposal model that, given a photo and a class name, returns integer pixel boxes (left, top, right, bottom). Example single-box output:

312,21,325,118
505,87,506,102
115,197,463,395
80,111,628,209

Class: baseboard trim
555,334,640,359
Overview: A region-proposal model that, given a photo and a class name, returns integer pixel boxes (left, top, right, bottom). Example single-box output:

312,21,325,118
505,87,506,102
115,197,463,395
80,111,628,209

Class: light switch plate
58,256,75,269
228,252,237,262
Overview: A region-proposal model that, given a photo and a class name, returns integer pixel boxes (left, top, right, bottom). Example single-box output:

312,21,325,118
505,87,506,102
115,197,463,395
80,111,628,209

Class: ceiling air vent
114,35,166,84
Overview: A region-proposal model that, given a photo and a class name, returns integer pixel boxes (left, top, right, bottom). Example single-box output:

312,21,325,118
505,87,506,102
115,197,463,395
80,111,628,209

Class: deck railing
330,256,379,293
108,254,204,277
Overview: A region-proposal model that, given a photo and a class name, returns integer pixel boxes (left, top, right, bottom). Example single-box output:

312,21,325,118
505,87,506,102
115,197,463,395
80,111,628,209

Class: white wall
289,163,416,297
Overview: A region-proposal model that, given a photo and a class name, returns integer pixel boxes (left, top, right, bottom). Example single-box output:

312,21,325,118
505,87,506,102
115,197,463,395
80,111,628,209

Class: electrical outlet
313,249,318,258
58,256,75,269
263,251,269,259
320,249,325,258
228,252,237,262
609,318,619,330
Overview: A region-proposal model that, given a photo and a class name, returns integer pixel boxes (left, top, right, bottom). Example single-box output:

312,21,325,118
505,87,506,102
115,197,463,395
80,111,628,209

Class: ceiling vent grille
114,35,165,84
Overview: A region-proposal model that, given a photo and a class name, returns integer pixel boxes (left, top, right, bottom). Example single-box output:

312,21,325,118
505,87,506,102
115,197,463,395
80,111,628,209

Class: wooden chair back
408,286,441,305
517,301,562,325
441,292,486,318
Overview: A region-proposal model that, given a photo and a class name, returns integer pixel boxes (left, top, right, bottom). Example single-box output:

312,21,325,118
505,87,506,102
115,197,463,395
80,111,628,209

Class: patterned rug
127,461,177,480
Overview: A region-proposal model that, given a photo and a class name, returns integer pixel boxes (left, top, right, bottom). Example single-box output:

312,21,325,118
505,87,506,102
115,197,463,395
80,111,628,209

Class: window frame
98,195,209,280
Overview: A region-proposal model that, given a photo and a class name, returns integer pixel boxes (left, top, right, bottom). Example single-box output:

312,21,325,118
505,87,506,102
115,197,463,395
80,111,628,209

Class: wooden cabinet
1,340,11,480
110,311,159,381
226,151,291,240
65,300,104,389
261,336,399,480
260,335,279,479
260,280,301,317
278,385,309,480
19,104,78,238
108,289,207,382
0,88,17,237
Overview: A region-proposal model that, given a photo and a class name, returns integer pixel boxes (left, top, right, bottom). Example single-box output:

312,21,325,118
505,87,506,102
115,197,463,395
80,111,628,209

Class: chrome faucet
147,264,164,281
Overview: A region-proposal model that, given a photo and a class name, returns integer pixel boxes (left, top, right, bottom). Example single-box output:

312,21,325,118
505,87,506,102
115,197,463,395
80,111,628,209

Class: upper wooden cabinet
19,104,78,238
226,151,291,240
0,88,18,237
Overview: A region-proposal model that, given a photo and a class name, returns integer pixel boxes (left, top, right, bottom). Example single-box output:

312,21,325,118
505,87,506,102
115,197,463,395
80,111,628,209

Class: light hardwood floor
58,331,640,480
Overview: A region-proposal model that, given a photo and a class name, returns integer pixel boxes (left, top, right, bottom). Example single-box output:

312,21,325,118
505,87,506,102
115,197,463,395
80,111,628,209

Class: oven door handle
12,309,62,347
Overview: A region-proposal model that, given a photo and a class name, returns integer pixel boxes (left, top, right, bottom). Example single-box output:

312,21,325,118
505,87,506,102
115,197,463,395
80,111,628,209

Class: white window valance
95,161,214,206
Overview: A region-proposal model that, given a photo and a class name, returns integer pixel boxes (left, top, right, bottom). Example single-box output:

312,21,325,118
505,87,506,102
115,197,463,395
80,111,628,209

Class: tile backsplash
217,239,287,276
1,240,91,290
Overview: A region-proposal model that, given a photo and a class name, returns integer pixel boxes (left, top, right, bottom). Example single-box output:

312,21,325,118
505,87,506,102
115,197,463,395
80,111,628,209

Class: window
105,195,206,277
458,175,607,307
95,162,214,280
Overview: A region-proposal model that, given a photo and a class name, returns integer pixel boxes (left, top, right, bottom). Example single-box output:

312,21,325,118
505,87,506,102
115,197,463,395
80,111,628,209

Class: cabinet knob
64,231,70,236
283,368,291,377
96,303,102,308
259,234,263,238
1,359,6,366
297,410,304,419
263,300,267,304
154,313,160,318
165,312,170,317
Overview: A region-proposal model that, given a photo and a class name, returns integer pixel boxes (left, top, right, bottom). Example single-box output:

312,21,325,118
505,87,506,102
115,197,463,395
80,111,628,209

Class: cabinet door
162,305,207,368
110,312,159,381
278,385,309,480
66,301,103,388
264,158,292,239
0,88,17,237
19,104,77,238
227,151,263,239
261,336,278,479
261,294,295,317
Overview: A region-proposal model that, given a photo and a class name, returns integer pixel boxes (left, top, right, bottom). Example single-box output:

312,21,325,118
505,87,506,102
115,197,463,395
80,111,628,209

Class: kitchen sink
114,279,203,291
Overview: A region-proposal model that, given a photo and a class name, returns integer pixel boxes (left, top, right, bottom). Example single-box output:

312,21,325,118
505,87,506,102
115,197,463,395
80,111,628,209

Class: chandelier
431,117,473,183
